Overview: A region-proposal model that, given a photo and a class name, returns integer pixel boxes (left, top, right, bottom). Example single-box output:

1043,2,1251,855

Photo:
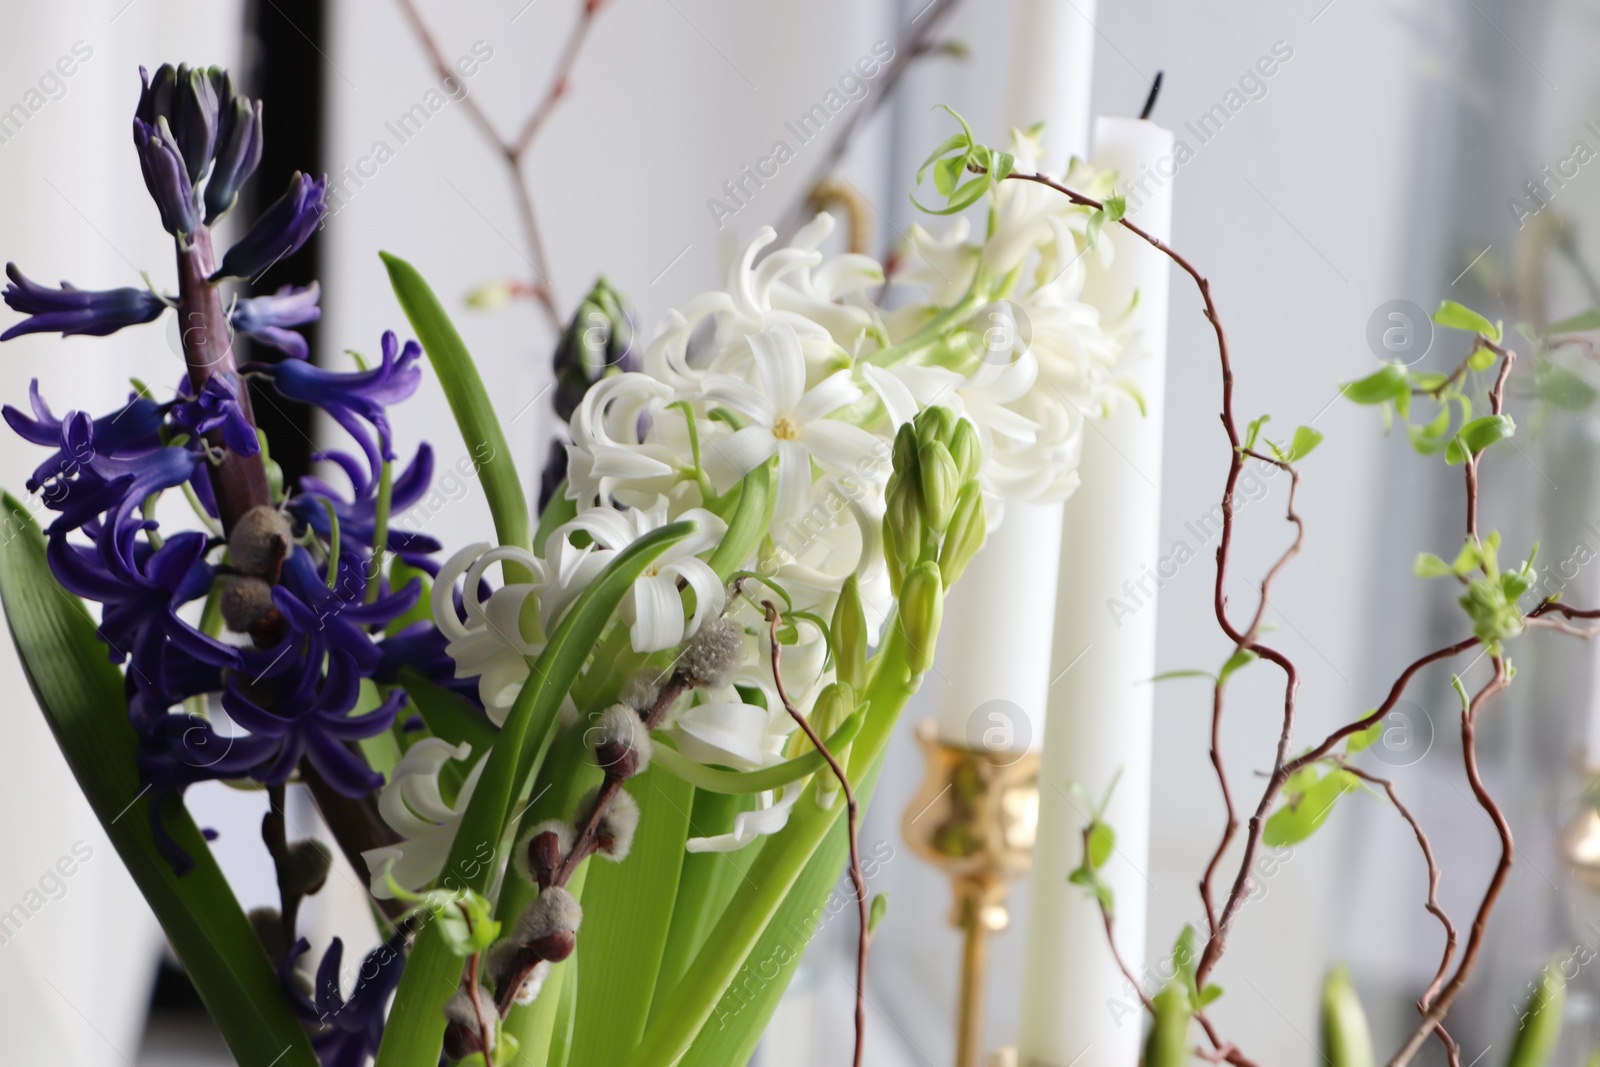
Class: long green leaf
381,252,531,571
629,621,920,1066
0,495,318,1067
567,768,694,1066
398,667,497,755
375,520,698,1067
708,462,771,581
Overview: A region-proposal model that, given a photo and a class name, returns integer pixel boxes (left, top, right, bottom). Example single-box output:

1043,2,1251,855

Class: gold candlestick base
903,720,1040,1067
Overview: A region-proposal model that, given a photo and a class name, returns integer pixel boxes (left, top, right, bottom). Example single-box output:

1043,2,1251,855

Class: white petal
665,557,727,638
699,374,775,426
704,425,777,494
861,364,919,428
630,572,686,653
672,701,771,769
431,542,492,642
802,419,882,472
686,782,804,852
793,369,862,423
748,324,806,413
773,438,814,530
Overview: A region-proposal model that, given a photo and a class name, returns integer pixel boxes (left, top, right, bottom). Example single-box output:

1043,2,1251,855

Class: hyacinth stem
175,225,273,534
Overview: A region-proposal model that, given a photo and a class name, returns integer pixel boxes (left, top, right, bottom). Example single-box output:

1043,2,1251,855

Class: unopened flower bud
515,886,582,962
514,820,573,888
831,576,868,692
465,278,515,310
914,405,955,449
220,576,277,634
811,681,855,739
681,616,744,690
884,480,924,588
486,940,550,1006
280,839,331,898
901,561,944,674
228,505,292,579
553,278,638,421
949,418,982,483
918,440,959,532
891,421,919,478
937,483,987,588
591,703,652,778
578,786,640,862
442,990,495,1059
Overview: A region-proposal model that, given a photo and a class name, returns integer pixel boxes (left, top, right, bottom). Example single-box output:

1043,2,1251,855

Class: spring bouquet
0,67,1142,1066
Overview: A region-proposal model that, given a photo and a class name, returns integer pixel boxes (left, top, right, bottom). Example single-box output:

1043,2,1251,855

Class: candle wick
1139,70,1165,120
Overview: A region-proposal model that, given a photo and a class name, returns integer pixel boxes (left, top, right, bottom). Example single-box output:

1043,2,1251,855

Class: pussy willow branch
762,600,870,1067
397,0,611,333
493,668,693,1018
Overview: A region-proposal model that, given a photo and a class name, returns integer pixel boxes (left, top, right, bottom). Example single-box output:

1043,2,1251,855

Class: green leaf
0,496,319,1067
535,480,579,557
1413,553,1454,579
1086,820,1115,869
650,707,865,794
1244,414,1270,452
399,667,498,755
1444,414,1515,465
1287,426,1324,461
567,770,694,1067
1407,404,1453,455
1218,647,1258,686
1433,300,1501,343
377,521,699,1067
1151,668,1216,683
1320,965,1375,1067
1104,193,1127,222
1345,720,1383,754
1549,308,1600,334
1263,768,1358,847
1536,362,1598,410
1506,961,1564,1067
426,888,500,957
381,252,532,572
868,892,890,935
1340,364,1408,405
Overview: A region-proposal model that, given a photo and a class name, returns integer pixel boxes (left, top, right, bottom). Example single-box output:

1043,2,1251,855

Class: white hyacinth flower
364,738,487,899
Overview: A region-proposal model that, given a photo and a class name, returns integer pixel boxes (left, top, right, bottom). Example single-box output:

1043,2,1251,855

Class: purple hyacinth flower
2,380,166,492
1,265,168,341
280,934,407,1067
222,649,404,795
211,172,327,282
171,372,260,457
230,282,320,360
133,117,199,238
290,443,441,557
265,546,423,675
255,331,422,482
49,529,238,676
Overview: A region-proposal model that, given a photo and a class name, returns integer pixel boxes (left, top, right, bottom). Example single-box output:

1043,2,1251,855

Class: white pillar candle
1588,639,1600,764
930,0,1099,753
1019,116,1176,1067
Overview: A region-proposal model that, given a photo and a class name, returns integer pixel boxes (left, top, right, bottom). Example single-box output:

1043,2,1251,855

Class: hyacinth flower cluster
0,66,1151,1066
2,64,470,1063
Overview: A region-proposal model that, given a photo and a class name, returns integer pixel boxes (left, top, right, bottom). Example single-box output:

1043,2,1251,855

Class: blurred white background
3,0,1600,1064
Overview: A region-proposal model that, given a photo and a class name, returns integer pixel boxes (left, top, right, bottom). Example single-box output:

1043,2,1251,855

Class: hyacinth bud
914,405,955,450
918,440,959,532
949,418,982,483
883,480,923,590
810,681,855,740
442,990,495,1060
591,703,652,778
204,87,264,223
514,886,582,962
831,576,867,692
890,421,918,478
281,839,332,898
486,940,550,1006
133,117,197,238
937,483,987,588
212,172,327,282
681,616,744,690
229,505,292,579
578,786,640,862
136,64,219,185
553,277,638,422
514,820,573,888
900,561,944,674
1143,984,1191,1067
1319,966,1375,1067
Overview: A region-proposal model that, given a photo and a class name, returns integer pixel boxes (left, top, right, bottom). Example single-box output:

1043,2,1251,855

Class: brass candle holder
903,719,1041,1067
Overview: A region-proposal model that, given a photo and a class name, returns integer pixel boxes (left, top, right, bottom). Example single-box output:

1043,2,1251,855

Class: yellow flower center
772,415,800,440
